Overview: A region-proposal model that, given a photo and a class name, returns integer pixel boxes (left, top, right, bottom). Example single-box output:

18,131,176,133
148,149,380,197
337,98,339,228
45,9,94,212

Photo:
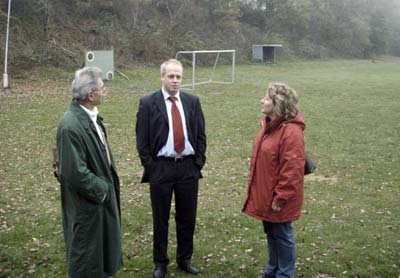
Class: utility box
84,50,114,80
252,44,282,63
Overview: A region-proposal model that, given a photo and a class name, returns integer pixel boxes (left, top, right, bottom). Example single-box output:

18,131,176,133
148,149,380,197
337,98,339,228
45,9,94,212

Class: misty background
1,0,400,69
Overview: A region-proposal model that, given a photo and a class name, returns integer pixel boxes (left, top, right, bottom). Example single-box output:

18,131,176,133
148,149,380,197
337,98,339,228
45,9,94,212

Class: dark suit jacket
136,90,207,183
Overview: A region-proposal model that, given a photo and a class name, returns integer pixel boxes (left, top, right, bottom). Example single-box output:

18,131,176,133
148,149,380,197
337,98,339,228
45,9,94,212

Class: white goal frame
175,50,236,90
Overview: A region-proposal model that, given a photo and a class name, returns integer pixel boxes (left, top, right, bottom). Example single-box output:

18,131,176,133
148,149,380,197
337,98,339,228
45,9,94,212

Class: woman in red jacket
243,83,305,278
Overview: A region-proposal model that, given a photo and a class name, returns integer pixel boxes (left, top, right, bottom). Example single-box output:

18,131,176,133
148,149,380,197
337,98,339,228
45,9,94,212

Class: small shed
252,44,282,63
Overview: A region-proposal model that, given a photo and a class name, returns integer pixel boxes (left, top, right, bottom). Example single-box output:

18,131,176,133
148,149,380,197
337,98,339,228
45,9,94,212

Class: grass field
0,59,399,278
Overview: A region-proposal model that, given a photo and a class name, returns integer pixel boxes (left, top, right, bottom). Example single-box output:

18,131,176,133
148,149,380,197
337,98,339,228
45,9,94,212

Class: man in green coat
56,67,122,278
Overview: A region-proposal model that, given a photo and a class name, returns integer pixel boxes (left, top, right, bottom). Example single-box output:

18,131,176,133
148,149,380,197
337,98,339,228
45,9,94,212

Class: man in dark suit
136,59,206,278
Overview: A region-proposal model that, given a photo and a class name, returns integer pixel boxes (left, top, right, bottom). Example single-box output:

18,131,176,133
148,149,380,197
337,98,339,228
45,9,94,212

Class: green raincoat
56,100,122,278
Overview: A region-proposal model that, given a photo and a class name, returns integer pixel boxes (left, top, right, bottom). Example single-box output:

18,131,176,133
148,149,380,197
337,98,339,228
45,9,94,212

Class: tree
369,9,388,56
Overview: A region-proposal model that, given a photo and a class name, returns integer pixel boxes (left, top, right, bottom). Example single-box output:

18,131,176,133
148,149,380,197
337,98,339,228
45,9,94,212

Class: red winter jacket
243,112,305,223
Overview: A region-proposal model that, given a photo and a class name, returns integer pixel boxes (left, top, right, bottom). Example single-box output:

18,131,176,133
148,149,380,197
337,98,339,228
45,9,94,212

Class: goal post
175,50,236,90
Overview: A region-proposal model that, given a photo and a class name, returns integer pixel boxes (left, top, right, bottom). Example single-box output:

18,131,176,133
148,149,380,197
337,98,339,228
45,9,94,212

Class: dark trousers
149,158,199,267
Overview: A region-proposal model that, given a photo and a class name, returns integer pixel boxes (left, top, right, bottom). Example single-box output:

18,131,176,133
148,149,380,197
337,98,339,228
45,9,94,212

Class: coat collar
68,100,116,172
154,90,168,122
180,92,190,124
69,100,99,131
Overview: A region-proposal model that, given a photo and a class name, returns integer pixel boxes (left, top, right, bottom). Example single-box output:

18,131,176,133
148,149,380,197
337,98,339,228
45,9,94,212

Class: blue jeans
262,221,295,278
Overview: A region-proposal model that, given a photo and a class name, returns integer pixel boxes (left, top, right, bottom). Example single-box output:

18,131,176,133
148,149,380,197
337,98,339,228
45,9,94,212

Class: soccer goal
175,50,236,90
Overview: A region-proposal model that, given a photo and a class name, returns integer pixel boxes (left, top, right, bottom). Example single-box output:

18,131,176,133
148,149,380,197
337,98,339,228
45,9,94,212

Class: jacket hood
261,112,305,131
286,112,305,131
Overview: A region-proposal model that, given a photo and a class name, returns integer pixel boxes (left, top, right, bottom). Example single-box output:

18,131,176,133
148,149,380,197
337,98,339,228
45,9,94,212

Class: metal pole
192,52,196,90
210,52,220,83
232,50,236,83
3,0,11,89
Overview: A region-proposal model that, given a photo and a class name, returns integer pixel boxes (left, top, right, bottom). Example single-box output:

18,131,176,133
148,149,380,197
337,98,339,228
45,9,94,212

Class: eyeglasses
92,86,107,95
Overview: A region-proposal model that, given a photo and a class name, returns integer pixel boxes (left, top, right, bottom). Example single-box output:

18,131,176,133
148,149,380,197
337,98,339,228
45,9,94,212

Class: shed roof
252,44,283,47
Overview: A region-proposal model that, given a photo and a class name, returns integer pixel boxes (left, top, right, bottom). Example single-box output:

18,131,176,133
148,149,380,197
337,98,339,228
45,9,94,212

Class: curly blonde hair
266,82,299,120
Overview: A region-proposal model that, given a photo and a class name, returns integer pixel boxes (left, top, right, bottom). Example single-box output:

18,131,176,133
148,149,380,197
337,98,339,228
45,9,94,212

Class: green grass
1,59,400,278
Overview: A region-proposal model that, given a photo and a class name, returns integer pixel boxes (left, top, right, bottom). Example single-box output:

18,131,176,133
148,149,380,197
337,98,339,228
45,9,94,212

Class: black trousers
149,158,199,267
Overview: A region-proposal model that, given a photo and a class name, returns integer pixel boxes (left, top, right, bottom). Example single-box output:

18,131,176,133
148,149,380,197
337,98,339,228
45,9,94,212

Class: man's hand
271,202,281,212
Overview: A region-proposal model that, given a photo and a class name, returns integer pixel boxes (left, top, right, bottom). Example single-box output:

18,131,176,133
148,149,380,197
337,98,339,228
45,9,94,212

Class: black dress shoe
153,266,166,278
178,261,200,275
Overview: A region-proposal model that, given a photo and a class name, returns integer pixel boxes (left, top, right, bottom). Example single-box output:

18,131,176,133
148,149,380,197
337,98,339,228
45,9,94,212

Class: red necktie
169,96,185,154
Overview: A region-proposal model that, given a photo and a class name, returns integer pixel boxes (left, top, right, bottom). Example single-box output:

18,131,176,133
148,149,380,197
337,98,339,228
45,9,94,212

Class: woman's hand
271,202,281,212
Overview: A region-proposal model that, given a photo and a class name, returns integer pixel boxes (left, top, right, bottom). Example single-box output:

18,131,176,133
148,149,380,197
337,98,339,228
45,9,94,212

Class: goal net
175,50,236,90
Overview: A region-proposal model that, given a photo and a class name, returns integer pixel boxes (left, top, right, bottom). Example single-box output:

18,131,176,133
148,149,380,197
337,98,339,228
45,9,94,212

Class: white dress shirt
80,104,109,202
80,105,105,144
157,87,195,157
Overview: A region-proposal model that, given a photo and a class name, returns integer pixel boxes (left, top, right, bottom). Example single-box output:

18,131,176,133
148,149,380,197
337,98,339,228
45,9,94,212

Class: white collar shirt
157,87,194,157
80,105,105,145
79,104,109,202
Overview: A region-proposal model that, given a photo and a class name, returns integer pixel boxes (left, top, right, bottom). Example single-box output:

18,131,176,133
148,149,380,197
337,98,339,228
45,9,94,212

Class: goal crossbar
175,50,236,90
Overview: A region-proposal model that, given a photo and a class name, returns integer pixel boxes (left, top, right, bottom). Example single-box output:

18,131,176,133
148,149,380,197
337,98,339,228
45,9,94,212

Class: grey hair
160,59,183,77
267,82,299,120
71,67,103,101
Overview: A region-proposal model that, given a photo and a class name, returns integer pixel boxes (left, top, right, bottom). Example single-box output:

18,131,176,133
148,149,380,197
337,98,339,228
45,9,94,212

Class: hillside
1,0,400,72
